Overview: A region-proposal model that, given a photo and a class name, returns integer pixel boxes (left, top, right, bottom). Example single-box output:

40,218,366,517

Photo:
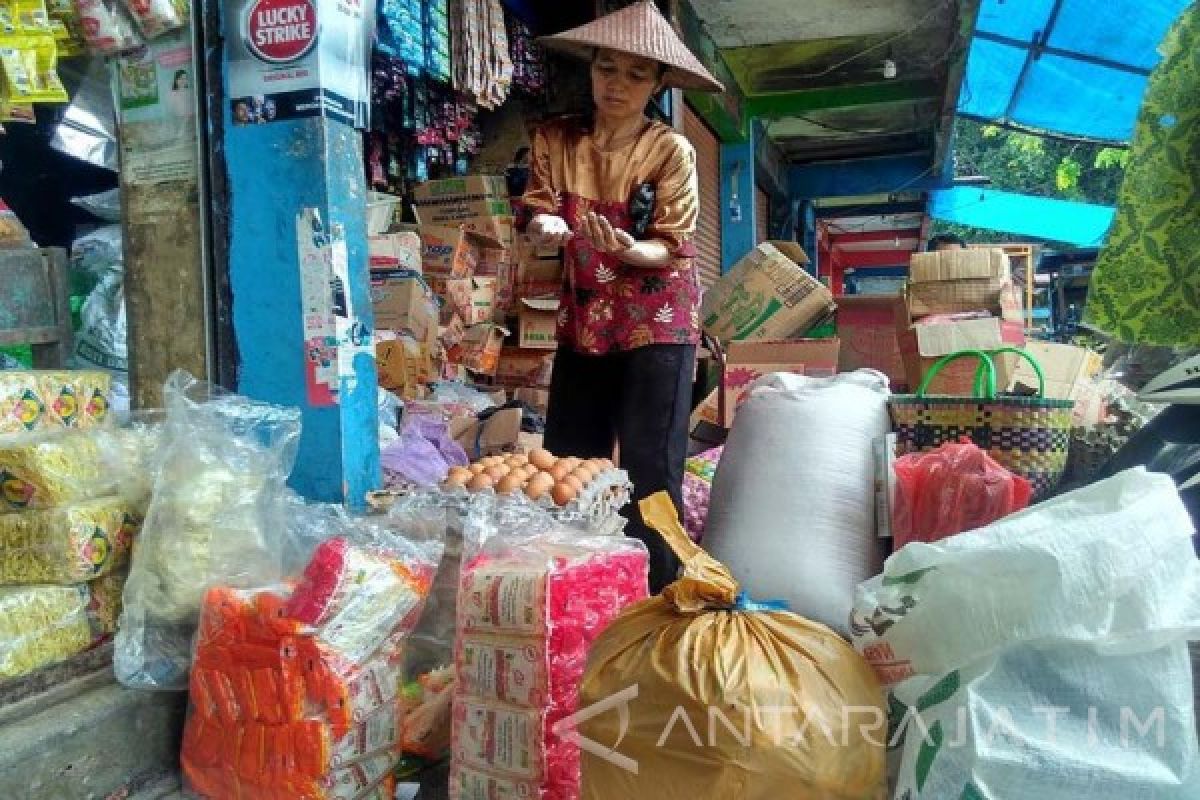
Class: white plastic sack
705,370,889,634
852,469,1200,799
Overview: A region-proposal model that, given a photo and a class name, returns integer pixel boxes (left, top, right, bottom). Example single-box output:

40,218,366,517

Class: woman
525,2,723,592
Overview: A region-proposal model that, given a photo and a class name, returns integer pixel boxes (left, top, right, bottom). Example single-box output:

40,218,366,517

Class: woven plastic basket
889,347,1075,499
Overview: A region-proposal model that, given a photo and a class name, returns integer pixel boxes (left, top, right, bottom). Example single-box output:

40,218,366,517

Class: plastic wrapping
0,370,113,436
118,0,183,38
115,371,300,690
448,520,649,800
49,55,120,170
892,438,1032,548
0,496,138,584
578,494,887,800
71,0,142,55
681,447,721,542
0,424,158,512
381,416,468,488
180,500,443,800
0,584,93,680
852,469,1200,799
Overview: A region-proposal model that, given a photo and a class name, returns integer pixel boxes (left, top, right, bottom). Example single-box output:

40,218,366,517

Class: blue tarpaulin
929,187,1115,245
958,0,1192,142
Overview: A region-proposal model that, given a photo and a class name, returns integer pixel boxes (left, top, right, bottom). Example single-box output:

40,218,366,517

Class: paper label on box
321,751,397,799
454,700,541,778
331,706,399,769
453,767,539,800
459,567,547,634
459,636,548,707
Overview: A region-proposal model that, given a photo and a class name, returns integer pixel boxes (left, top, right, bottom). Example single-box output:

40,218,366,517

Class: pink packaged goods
450,533,649,800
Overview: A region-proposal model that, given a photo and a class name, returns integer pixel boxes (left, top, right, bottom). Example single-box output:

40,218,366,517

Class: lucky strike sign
244,0,318,64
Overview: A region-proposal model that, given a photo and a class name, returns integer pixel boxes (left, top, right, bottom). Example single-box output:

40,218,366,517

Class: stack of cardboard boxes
493,232,561,393
370,176,516,398
895,248,1026,394
691,241,840,433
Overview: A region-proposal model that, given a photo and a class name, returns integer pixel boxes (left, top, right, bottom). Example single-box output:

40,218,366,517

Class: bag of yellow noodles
0,584,93,680
0,496,139,584
576,493,887,800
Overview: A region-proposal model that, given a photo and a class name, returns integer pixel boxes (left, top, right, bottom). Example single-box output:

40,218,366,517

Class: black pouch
628,182,656,238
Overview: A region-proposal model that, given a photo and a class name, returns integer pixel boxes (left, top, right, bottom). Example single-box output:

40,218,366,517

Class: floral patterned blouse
521,115,701,354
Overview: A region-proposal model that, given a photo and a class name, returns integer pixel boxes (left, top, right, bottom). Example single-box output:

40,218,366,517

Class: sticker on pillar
329,222,373,393
225,0,375,129
298,208,338,407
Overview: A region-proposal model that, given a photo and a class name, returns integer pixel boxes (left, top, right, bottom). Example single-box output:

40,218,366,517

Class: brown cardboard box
905,279,1023,320
701,241,836,342
495,347,555,388
518,297,559,350
897,315,1026,395
368,230,423,272
449,324,509,376
412,176,515,248
450,407,523,458
1011,341,1103,424
909,248,1011,283
376,336,434,398
513,387,549,417
689,387,720,433
516,257,563,300
439,313,465,351
404,224,502,279
836,296,907,389
369,271,439,345
717,338,841,427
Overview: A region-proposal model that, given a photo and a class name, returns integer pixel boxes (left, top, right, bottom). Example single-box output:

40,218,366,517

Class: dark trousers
544,344,694,593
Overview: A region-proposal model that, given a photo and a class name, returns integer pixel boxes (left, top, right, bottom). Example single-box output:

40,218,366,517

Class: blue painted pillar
219,40,380,507
719,130,757,273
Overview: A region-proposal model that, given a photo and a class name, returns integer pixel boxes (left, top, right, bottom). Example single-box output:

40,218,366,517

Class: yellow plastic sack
0,370,112,435
578,494,887,800
0,584,93,680
0,496,139,584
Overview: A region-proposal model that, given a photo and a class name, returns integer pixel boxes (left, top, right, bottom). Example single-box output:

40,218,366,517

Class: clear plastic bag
449,517,649,800
114,371,300,690
70,187,122,222
0,496,138,585
180,498,443,800
892,438,1032,548
118,0,183,39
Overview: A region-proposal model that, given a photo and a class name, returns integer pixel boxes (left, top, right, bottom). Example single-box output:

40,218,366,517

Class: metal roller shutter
682,104,721,288
755,186,770,244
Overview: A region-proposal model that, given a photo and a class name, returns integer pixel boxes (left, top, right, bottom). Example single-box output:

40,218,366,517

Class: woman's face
591,49,662,120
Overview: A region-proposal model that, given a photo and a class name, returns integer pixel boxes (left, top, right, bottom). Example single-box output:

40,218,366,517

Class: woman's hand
529,214,573,247
581,212,636,254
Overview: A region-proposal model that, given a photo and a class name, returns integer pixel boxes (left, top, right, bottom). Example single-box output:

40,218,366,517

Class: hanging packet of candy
0,34,68,104
117,0,182,39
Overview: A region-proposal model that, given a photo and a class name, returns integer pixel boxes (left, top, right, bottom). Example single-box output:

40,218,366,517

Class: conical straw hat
540,1,724,93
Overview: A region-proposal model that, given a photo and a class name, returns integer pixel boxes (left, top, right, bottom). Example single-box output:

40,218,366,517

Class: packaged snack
0,584,94,680
0,197,32,248
117,0,182,39
0,370,113,435
0,496,139,584
86,564,127,636
0,428,146,512
0,34,67,104
15,0,51,32
71,0,141,55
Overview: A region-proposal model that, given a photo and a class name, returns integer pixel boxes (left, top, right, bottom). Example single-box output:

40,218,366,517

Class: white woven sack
705,369,889,634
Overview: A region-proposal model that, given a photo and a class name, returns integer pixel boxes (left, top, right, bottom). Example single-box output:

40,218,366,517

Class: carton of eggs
443,449,618,509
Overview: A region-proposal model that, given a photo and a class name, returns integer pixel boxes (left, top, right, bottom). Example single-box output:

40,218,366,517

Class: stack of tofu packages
0,369,158,681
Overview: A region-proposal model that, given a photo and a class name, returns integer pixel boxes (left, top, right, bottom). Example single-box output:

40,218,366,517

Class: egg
467,473,494,491
485,465,510,482
573,465,596,483
506,454,529,467
529,448,556,470
548,462,572,481
444,467,472,488
481,456,503,468
551,482,577,506
526,472,555,501
469,462,487,475
564,475,584,493
600,458,615,470
562,457,582,471
496,474,525,494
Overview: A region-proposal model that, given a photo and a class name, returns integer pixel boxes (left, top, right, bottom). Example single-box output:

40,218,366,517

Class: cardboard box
717,338,841,427
516,257,563,300
515,233,560,263
412,176,515,248
369,271,438,345
368,230,423,272
376,336,434,398
450,407,522,458
1011,341,1103,424
689,387,720,433
836,296,907,389
494,347,555,388
909,248,1011,283
905,278,1021,320
406,224,502,279
518,297,559,350
449,324,508,376
897,316,1025,395
701,241,835,342
430,276,496,326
